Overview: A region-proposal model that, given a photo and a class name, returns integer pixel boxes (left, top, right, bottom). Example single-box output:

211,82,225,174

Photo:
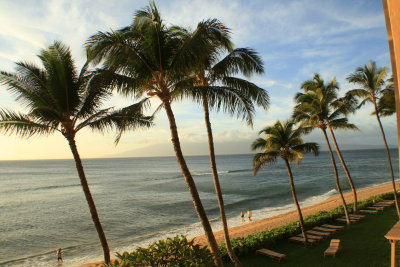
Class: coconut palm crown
252,120,318,243
0,41,153,263
377,76,395,117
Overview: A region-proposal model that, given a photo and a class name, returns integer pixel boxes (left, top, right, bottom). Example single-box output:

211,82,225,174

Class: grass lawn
227,206,397,267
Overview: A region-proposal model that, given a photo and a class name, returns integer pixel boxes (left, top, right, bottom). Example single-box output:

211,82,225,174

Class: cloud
0,0,395,160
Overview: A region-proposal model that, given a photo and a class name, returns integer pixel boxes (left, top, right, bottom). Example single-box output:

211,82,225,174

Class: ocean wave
5,184,81,194
0,245,78,266
192,169,250,176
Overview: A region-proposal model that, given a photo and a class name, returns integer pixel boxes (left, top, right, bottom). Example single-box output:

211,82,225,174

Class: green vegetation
226,205,396,267
107,236,214,267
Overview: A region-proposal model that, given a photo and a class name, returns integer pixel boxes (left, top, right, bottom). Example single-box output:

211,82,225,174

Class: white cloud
0,0,395,160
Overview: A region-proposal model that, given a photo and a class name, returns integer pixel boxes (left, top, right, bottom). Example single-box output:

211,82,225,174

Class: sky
0,0,397,160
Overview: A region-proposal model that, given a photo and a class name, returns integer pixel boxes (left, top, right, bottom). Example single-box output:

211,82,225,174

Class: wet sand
79,182,398,267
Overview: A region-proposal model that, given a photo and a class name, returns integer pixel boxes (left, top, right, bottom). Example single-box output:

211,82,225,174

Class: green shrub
107,235,215,267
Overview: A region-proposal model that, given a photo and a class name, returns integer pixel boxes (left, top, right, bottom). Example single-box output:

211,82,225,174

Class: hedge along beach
1,149,397,266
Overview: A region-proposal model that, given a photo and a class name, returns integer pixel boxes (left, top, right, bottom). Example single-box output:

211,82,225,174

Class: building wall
383,0,400,163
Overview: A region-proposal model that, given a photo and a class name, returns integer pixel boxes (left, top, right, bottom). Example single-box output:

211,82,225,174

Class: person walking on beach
240,211,245,222
247,209,252,221
56,248,63,262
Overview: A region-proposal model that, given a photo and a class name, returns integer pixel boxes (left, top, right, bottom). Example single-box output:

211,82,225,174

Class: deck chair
336,217,360,223
256,248,286,261
306,230,331,238
324,239,341,258
367,206,385,211
296,234,324,240
321,224,344,230
289,236,319,245
359,209,379,214
313,226,337,233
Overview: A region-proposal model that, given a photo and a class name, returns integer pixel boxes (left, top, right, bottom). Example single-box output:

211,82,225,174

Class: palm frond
251,138,267,151
211,48,264,79
329,118,359,131
252,152,278,175
221,76,269,110
0,109,57,137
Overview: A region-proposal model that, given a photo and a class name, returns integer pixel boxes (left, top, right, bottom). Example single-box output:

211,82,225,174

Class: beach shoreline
78,182,399,267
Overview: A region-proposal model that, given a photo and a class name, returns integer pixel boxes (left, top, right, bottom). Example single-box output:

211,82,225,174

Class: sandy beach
79,182,398,267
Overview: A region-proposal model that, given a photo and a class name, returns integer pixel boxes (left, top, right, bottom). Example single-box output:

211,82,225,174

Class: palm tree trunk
202,96,242,267
67,136,110,264
283,159,308,244
372,100,400,218
327,125,358,213
163,100,224,267
321,128,351,225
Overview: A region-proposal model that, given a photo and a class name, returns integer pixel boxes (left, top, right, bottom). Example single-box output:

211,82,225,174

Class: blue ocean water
0,149,398,266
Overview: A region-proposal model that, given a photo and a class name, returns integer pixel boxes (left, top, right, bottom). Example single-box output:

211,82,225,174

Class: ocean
0,149,398,266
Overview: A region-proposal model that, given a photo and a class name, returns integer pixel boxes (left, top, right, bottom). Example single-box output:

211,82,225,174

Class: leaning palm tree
251,120,319,244
293,74,355,224
0,42,153,264
347,61,400,217
182,40,268,266
86,3,229,266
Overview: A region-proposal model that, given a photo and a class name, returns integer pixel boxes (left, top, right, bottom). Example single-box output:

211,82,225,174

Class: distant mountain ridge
113,140,397,158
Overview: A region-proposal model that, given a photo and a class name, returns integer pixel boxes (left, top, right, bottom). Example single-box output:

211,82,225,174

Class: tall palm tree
347,61,400,217
251,120,319,244
86,3,229,266
182,40,269,266
293,74,356,224
0,42,153,264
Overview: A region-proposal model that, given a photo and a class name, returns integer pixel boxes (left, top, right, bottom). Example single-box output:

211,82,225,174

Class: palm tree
181,36,269,266
86,3,229,266
293,74,355,224
377,76,395,117
347,61,400,217
251,120,319,244
0,42,153,264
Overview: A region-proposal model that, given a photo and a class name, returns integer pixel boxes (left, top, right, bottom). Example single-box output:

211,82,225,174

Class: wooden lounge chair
256,248,287,262
367,206,384,211
359,209,379,214
379,200,395,204
296,234,324,240
313,226,337,233
289,236,319,244
324,239,341,258
306,230,331,238
347,215,365,221
321,224,344,230
336,218,358,223
374,203,392,207
349,214,365,219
